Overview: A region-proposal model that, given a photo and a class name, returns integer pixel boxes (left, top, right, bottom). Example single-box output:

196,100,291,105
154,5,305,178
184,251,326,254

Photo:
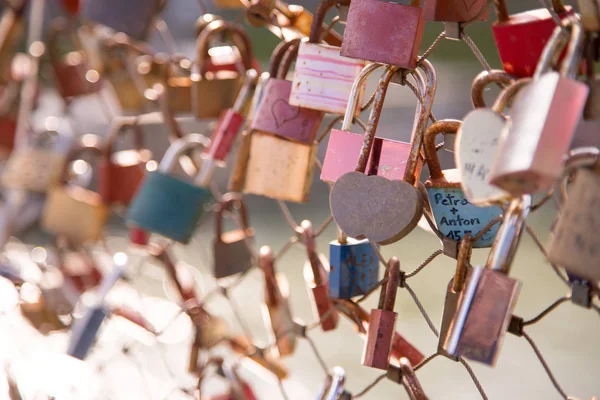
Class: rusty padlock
490,17,589,196
492,0,574,77
444,196,531,365
213,193,255,279
548,148,600,284
48,17,102,101
330,65,429,245
362,256,400,370
98,119,152,207
424,0,489,22
192,20,253,119
301,220,339,332
424,120,502,247
341,0,425,69
251,38,324,144
260,246,298,357
288,0,366,115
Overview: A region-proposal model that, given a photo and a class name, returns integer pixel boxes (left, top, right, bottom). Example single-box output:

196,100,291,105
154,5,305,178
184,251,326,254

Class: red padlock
301,220,339,332
492,0,574,77
98,120,152,207
60,0,80,16
362,256,400,370
129,225,150,247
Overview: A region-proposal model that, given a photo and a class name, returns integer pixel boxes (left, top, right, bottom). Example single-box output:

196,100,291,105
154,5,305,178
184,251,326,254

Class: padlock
457,77,530,205
335,298,425,366
362,256,400,370
329,236,380,299
214,361,259,400
492,0,574,77
164,55,194,114
387,358,428,400
186,299,229,372
583,35,600,120
577,0,600,31
444,196,531,365
213,193,255,279
288,0,365,115
469,69,516,109
1,130,67,192
341,0,425,69
48,17,102,100
199,68,259,185
548,150,600,284
129,225,150,246
438,234,471,360
228,335,289,380
301,220,339,332
424,120,502,247
127,134,213,244
330,66,427,245
251,38,324,144
0,2,26,84
41,140,109,245
490,17,589,196
98,120,152,206
317,366,351,400
259,246,297,357
192,20,253,119
321,63,427,183
424,0,489,22
82,0,164,41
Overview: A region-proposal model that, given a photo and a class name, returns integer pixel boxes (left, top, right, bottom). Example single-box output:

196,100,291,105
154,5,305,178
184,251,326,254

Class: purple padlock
250,39,324,145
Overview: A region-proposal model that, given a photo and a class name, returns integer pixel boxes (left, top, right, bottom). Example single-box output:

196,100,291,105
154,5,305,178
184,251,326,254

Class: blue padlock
423,120,501,248
127,134,212,244
329,235,380,299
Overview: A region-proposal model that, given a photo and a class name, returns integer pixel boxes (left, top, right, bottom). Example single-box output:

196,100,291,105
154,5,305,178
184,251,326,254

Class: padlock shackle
277,38,301,79
490,78,531,113
534,16,584,80
494,0,566,23
319,366,346,400
215,192,251,238
340,62,383,131
398,358,427,400
232,68,259,114
194,14,224,38
259,246,280,306
196,20,253,77
102,117,145,162
246,0,277,28
269,38,300,77
556,147,600,207
485,196,531,275
309,0,350,43
158,133,210,174
470,69,515,109
453,234,472,294
378,257,399,312
59,134,104,185
422,119,461,182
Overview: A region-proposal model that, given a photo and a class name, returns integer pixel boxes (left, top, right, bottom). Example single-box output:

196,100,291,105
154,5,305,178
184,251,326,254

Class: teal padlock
329,232,380,299
423,120,501,248
126,134,212,243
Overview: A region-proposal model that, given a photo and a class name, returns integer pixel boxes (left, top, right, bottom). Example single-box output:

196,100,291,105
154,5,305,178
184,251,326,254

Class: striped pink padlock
288,0,366,115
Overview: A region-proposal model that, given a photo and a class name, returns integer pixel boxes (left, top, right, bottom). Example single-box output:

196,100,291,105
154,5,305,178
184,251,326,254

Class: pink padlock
321,63,426,184
341,0,425,69
362,256,400,370
301,220,339,332
250,39,324,145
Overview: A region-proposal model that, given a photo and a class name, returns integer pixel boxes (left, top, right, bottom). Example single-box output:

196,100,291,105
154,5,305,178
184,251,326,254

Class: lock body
127,172,212,243
42,186,109,244
262,273,297,357
214,230,254,279
99,149,150,206
490,73,589,195
362,309,397,370
341,0,425,69
303,255,338,332
426,182,501,247
251,78,324,144
1,149,66,192
53,59,102,99
321,129,417,183
289,42,366,115
492,7,574,77
328,238,379,299
438,279,460,359
232,132,316,203
423,0,489,22
192,71,243,119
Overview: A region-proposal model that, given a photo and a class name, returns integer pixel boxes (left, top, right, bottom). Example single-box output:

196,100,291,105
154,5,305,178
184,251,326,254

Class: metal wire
523,295,571,326
459,357,489,400
405,249,444,279
353,372,387,398
523,331,569,399
525,225,570,286
404,282,439,338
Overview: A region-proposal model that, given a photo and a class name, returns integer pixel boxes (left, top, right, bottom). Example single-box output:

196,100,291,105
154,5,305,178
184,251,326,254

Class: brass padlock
192,20,252,119
42,137,109,246
213,193,255,279
548,148,600,284
165,55,194,114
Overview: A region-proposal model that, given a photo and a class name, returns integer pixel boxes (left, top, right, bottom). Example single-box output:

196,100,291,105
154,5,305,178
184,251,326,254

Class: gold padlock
165,55,194,114
191,20,253,119
41,135,109,246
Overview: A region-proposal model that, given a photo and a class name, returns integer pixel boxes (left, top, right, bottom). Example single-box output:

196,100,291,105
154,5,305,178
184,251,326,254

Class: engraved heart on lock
271,98,302,129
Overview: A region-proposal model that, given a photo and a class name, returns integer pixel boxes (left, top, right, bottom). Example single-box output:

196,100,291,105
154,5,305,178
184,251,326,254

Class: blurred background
2,0,600,399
